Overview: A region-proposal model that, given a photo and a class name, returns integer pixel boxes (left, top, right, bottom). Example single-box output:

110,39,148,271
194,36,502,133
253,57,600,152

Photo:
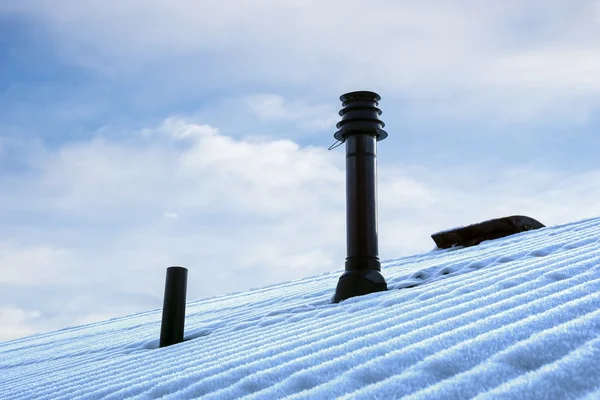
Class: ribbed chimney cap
339,90,381,105
334,90,387,142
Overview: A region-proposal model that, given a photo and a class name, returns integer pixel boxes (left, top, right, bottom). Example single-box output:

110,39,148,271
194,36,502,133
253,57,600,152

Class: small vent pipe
332,91,388,303
159,266,188,347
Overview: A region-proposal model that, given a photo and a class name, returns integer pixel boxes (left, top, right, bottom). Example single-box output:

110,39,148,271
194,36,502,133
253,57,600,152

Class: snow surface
1,217,600,399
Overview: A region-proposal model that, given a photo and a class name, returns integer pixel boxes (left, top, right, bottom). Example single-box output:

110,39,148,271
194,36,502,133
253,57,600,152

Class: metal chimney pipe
159,266,188,347
332,91,388,303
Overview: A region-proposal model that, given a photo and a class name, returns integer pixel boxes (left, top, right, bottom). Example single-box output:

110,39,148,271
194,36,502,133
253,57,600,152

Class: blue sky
1,0,600,340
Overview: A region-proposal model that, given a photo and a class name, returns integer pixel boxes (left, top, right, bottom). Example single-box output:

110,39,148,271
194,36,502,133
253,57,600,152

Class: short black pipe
333,91,388,303
159,266,188,347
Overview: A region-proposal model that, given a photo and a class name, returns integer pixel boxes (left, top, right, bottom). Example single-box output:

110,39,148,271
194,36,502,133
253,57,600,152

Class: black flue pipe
332,91,388,303
159,266,188,347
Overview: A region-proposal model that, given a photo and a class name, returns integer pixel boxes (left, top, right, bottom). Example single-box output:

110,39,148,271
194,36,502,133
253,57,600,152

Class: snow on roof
1,217,600,399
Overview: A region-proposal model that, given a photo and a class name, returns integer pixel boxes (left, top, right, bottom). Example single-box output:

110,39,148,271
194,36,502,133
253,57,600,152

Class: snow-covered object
1,217,600,399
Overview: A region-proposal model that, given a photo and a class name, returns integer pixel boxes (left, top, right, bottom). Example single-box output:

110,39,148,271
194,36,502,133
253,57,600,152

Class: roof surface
2,217,600,399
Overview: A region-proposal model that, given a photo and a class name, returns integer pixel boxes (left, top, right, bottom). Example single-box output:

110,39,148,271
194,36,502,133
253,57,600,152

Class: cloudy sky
1,1,600,341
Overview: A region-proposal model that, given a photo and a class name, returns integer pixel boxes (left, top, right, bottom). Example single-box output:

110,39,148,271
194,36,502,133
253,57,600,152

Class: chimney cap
339,90,381,105
334,90,388,142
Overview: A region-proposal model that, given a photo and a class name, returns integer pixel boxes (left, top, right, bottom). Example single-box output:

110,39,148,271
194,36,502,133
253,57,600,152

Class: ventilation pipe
332,91,388,303
159,266,188,347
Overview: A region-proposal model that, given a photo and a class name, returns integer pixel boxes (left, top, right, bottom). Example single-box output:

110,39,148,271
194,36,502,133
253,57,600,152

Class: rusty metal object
431,215,545,249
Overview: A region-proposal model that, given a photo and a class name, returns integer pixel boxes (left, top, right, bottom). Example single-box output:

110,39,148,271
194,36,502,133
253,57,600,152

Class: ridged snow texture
2,217,600,399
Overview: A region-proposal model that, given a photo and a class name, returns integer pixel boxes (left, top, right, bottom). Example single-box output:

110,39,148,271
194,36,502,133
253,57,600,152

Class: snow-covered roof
2,217,600,399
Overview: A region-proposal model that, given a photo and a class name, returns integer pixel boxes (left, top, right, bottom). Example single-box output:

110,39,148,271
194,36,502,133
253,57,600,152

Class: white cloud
244,94,337,131
0,308,41,341
0,244,76,285
245,94,289,121
0,116,598,342
163,119,218,140
4,0,600,120
595,0,600,24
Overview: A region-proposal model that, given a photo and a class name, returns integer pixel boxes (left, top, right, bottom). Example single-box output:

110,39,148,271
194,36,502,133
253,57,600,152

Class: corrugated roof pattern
1,217,600,399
